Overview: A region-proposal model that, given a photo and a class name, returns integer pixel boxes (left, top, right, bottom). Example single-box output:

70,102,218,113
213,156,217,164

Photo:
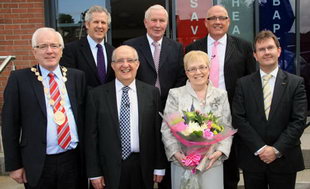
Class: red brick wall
0,0,45,108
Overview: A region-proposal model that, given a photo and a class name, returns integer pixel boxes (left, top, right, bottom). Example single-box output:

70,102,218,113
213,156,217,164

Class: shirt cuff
254,145,267,156
154,169,165,176
89,176,102,180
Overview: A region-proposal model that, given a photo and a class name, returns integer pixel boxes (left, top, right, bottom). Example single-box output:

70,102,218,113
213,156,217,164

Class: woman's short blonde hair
183,50,210,70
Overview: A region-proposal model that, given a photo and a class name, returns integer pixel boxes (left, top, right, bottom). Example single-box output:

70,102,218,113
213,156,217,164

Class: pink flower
182,153,201,167
203,129,214,140
207,120,212,129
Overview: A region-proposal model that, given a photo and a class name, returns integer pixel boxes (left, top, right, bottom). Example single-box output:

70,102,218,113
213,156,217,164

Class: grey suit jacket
85,80,166,189
232,69,307,173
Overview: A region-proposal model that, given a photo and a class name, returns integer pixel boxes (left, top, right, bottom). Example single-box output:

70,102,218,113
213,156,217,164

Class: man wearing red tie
1,27,87,189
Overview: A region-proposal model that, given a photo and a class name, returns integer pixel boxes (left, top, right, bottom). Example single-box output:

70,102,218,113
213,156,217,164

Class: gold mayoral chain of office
31,66,68,125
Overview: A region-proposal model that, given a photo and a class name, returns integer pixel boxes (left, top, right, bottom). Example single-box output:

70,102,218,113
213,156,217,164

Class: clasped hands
258,145,277,164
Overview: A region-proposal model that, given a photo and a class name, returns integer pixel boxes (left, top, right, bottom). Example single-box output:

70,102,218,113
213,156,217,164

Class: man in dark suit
124,4,186,107
1,27,86,189
185,5,256,188
60,5,115,88
232,30,307,189
85,45,166,189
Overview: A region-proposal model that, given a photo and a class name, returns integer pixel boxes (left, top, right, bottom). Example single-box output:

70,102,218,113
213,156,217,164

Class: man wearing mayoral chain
2,27,87,189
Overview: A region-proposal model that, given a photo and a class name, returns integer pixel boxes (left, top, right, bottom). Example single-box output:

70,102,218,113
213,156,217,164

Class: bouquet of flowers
161,110,236,189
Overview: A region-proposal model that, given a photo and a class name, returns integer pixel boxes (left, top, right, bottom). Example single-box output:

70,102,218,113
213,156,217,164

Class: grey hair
31,27,64,48
145,4,168,20
85,5,111,25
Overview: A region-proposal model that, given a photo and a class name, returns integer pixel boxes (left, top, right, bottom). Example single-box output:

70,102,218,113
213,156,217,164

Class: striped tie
152,41,161,91
48,73,71,149
263,74,272,120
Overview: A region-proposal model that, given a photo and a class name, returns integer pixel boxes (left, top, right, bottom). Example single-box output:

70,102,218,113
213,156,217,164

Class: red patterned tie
48,73,71,149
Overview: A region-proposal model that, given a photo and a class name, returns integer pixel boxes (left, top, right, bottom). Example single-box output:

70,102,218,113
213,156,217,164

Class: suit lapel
139,36,156,72
105,81,121,137
224,35,234,66
65,69,78,122
158,37,169,70
136,81,144,136
31,66,47,117
251,72,266,117
268,69,287,119
80,38,99,79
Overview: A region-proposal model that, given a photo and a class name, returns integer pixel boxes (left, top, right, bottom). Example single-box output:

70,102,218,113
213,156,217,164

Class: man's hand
205,151,223,170
9,168,27,184
91,177,105,189
258,145,276,164
153,175,164,183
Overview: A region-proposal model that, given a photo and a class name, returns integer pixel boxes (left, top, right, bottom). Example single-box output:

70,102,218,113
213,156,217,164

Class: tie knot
263,74,272,81
122,86,130,93
214,41,219,46
48,72,55,78
96,44,103,49
152,41,160,47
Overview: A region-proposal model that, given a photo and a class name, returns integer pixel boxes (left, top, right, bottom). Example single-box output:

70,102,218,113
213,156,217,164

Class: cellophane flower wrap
161,110,236,189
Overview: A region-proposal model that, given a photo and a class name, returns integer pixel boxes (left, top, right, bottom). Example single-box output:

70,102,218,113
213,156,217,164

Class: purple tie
96,44,106,83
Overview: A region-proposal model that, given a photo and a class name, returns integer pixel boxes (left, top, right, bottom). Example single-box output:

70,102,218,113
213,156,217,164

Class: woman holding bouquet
161,50,233,189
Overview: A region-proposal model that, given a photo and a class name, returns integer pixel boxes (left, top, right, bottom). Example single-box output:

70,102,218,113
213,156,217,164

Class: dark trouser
119,153,145,189
25,149,80,189
243,170,297,189
224,141,240,189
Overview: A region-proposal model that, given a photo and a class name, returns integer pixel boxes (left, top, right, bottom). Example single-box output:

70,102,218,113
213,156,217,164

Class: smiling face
111,46,140,86
144,7,168,42
205,5,230,40
186,60,210,87
254,37,281,73
85,11,109,43
32,30,63,71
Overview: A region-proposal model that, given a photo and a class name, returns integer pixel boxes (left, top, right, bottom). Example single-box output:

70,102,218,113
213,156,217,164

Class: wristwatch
272,147,282,158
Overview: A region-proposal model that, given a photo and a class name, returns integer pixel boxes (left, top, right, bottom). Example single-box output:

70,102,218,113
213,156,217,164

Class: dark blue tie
119,86,131,159
96,44,106,83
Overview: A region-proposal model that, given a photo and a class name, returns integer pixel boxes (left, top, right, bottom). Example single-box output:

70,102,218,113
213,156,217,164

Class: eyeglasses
206,16,228,21
34,43,62,50
186,66,209,73
256,45,277,53
112,58,138,64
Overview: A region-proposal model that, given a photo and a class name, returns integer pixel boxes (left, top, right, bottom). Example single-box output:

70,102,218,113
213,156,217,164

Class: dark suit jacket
185,34,256,103
232,69,307,173
124,35,187,106
60,37,115,88
85,80,166,189
1,66,86,187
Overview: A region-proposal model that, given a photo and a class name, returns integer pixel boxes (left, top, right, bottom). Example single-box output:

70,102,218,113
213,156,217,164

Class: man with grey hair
124,5,186,188
61,5,115,88
2,27,87,189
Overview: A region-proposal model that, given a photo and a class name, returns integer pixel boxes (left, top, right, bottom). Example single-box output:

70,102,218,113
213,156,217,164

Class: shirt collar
260,66,279,79
146,34,163,47
87,35,104,49
115,79,137,93
208,34,227,46
39,64,62,80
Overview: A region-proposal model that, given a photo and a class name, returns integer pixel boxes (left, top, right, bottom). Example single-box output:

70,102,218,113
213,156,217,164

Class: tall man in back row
185,5,257,189
61,5,115,88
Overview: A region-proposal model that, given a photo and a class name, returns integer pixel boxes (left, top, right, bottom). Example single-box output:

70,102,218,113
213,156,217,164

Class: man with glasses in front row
185,5,257,189
2,27,87,189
